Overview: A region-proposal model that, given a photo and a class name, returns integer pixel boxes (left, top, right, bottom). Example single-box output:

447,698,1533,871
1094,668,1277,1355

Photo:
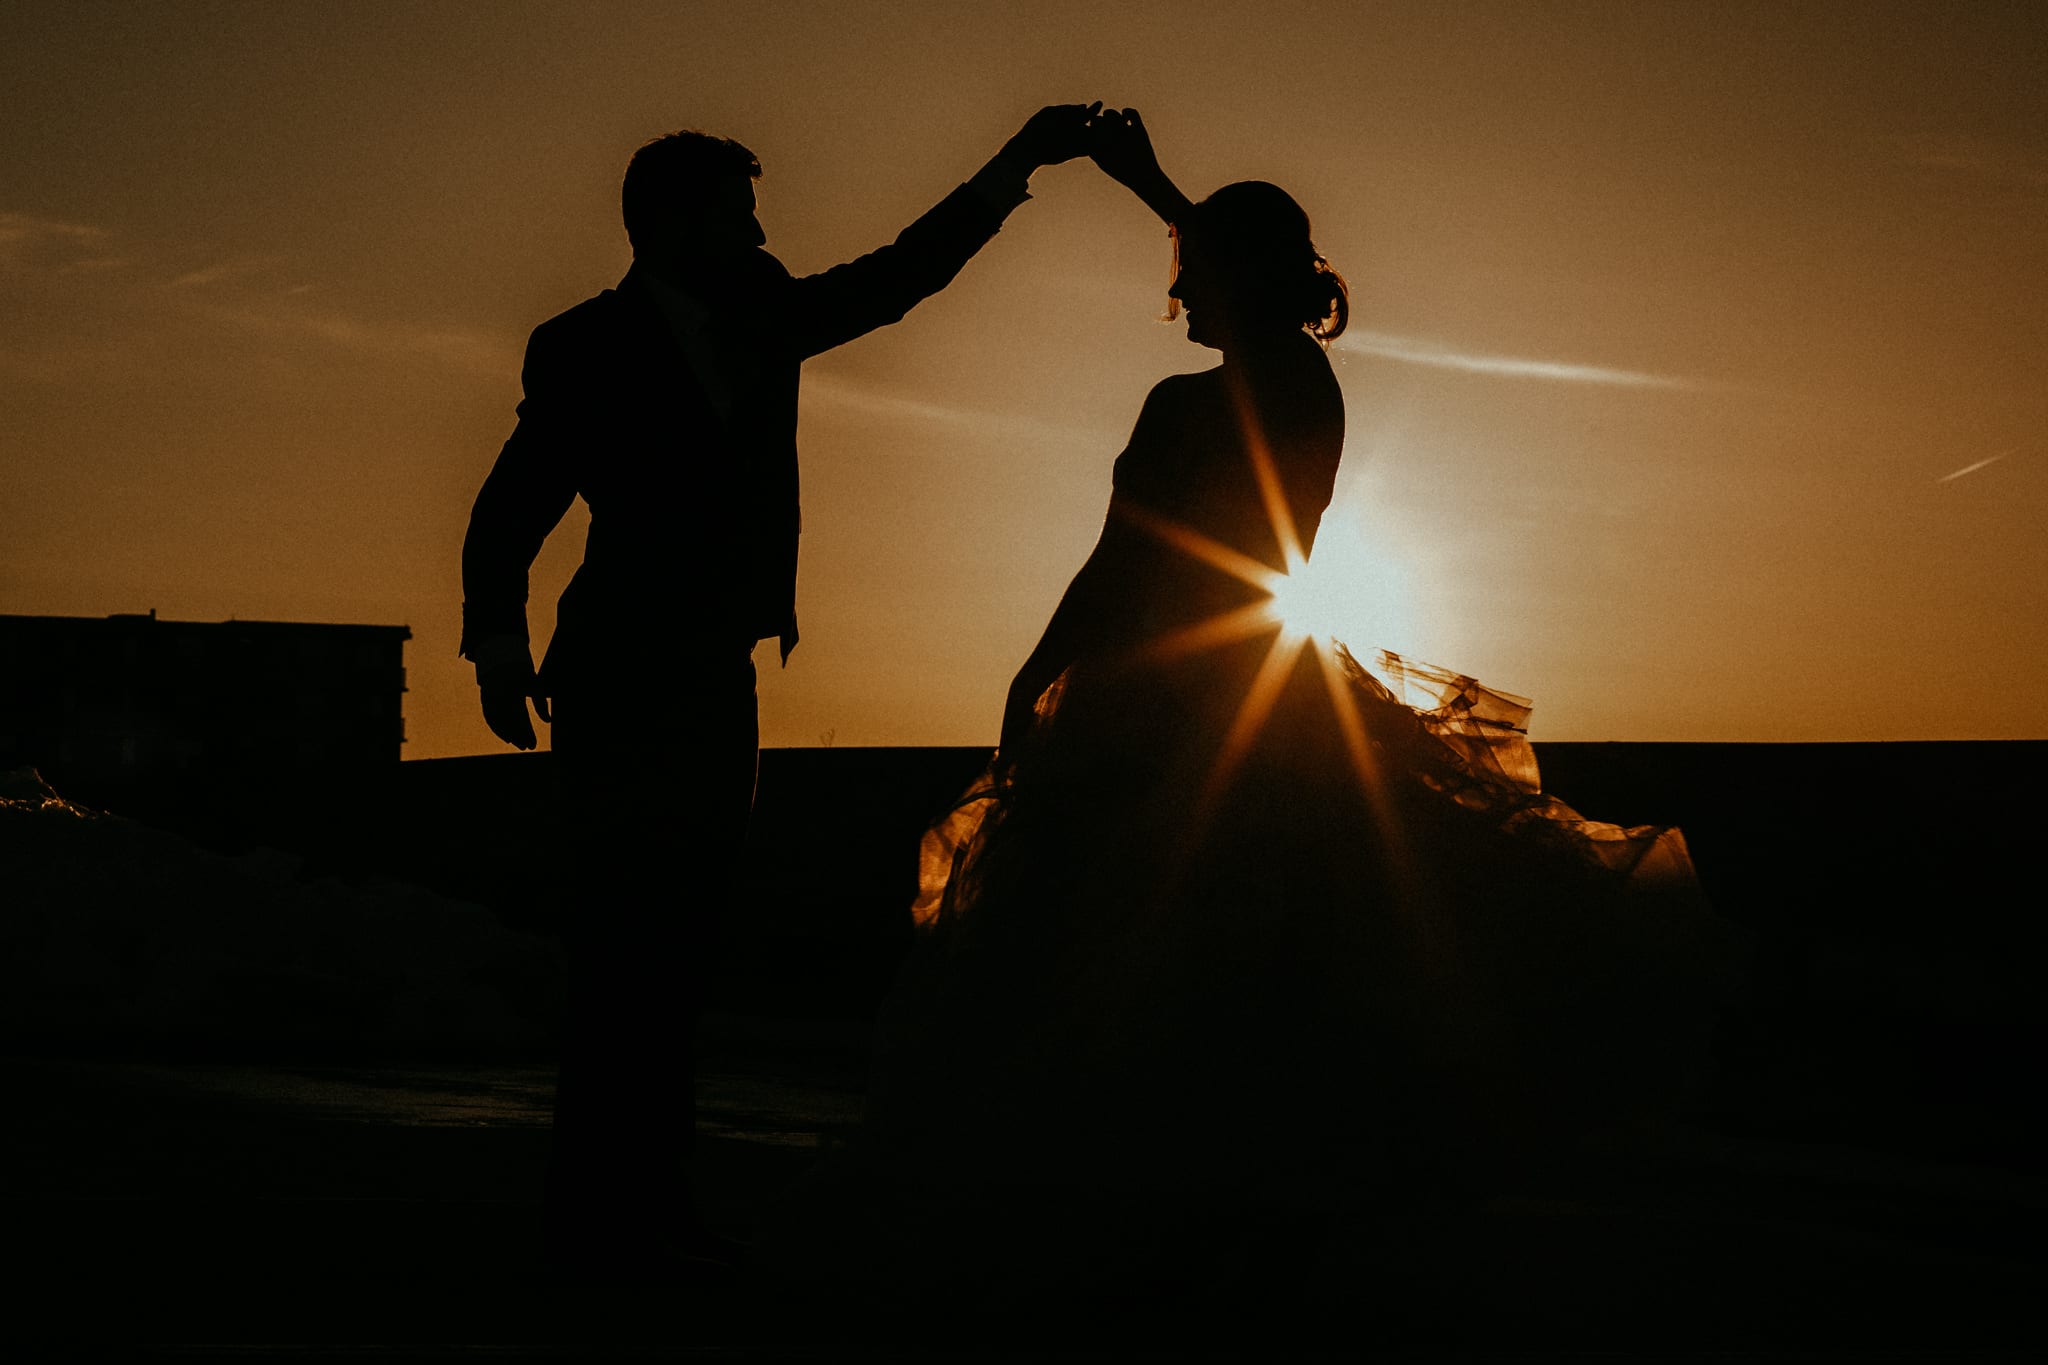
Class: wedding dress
869,636,1739,1202
763,335,1743,1301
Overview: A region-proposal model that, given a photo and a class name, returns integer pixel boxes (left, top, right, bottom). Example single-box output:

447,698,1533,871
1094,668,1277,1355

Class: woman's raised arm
1088,108,1192,226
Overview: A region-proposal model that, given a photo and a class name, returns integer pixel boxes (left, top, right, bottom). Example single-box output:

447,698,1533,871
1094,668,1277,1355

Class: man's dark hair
621,131,762,251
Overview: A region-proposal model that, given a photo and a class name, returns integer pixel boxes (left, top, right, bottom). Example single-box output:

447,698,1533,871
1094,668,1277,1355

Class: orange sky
4,1,2043,755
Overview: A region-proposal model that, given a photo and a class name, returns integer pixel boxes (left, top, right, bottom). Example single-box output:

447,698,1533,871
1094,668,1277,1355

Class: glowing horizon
3,3,2042,752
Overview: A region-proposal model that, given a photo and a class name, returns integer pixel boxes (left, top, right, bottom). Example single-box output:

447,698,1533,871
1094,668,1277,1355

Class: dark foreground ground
6,1031,2043,1361
7,743,2047,1359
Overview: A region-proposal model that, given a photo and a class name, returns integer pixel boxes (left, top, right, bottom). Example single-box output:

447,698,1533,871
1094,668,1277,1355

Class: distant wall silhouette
98,740,2048,1024
0,611,410,810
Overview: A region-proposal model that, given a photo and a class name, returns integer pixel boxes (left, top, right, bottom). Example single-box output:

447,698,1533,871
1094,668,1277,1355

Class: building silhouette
0,610,409,802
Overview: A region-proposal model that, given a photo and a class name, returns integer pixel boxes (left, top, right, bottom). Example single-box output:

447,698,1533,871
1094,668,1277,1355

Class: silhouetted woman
769,113,1740,1325
865,122,1403,1213
995,170,1348,763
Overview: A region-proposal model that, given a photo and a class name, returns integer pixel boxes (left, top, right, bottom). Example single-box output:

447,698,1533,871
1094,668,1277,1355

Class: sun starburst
1108,422,1421,895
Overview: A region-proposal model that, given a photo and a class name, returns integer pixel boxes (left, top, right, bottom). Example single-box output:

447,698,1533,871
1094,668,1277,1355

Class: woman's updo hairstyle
1169,180,1349,343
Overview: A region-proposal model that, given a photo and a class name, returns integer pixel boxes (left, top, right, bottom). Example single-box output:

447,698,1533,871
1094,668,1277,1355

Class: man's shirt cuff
966,151,1034,220
465,632,531,681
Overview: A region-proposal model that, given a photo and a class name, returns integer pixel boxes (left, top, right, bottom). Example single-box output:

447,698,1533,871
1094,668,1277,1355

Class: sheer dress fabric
874,638,1738,1214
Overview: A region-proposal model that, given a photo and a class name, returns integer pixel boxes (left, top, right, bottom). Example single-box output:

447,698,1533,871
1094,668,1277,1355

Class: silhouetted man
460,106,1099,1277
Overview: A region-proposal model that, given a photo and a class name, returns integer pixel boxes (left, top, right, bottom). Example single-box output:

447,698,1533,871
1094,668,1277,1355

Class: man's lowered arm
461,323,582,749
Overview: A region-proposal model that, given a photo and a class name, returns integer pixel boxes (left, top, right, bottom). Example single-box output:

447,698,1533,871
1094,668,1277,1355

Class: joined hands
1003,102,1103,170
1085,107,1160,189
1086,106,1190,225
1006,103,1189,225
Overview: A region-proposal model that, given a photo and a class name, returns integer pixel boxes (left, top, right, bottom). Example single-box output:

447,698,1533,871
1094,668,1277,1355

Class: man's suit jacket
460,182,1008,698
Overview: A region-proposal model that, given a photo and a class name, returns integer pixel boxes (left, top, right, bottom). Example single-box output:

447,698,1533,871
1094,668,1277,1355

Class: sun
1256,504,1405,653
1111,431,1419,839
1261,549,1341,646
1122,479,1405,670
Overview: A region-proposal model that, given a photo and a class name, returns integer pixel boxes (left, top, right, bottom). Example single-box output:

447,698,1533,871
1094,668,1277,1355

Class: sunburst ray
1114,500,1286,596
1102,393,1415,887
1139,601,1280,664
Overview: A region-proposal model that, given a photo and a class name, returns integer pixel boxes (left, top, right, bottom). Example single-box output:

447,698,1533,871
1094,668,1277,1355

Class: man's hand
480,676,549,750
1002,102,1103,171
472,638,550,750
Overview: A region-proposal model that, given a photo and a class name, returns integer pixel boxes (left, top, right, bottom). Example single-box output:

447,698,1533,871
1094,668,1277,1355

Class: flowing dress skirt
767,635,1746,1296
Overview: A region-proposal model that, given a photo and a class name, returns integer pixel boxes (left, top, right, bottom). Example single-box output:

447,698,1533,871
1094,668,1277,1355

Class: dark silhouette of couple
463,103,1740,1293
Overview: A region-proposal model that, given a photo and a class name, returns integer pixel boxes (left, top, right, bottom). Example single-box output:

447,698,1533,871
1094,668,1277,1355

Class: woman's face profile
1168,241,1224,349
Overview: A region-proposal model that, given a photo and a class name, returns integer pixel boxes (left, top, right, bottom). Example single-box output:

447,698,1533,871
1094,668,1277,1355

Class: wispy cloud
1901,136,2048,191
802,371,1106,447
1335,330,1694,389
0,211,110,270
1935,450,2011,484
803,372,993,428
197,298,519,376
165,257,277,289
1,209,517,382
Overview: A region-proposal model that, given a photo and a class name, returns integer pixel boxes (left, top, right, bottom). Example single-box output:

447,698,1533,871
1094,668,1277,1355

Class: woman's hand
1089,108,1161,187
1088,108,1191,224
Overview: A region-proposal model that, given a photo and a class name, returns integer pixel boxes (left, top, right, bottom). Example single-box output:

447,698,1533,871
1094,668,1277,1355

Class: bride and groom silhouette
460,103,1739,1286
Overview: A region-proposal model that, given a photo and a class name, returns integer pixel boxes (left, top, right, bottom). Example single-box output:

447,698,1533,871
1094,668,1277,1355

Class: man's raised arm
782,103,1103,360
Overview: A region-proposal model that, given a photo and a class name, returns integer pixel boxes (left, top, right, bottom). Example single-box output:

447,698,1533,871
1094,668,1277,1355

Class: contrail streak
1337,331,1691,389
1935,450,2010,484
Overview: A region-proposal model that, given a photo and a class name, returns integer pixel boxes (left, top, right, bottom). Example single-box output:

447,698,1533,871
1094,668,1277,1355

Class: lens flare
1117,506,1378,826
1257,500,1407,654
1260,548,1337,646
